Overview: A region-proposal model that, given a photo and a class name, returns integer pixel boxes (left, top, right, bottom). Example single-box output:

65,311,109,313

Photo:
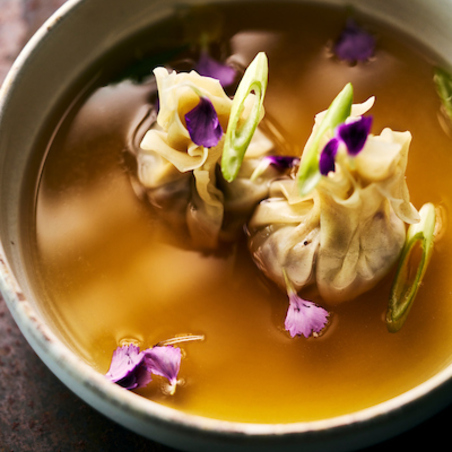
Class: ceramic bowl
2,0,452,451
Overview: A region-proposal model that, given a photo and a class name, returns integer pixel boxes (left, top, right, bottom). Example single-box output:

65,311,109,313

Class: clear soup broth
33,2,452,423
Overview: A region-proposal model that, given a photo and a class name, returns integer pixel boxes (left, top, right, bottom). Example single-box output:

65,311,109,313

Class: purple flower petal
195,50,236,87
319,137,339,175
105,344,152,390
250,155,299,181
285,292,329,339
144,346,181,387
334,19,376,63
185,96,223,148
266,155,300,170
337,116,373,156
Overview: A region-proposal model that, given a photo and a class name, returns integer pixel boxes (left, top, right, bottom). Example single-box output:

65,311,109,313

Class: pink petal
105,344,152,389
285,292,329,338
144,345,182,387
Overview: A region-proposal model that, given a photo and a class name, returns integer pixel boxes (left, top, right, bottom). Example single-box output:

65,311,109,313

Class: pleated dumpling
136,53,277,249
248,94,420,304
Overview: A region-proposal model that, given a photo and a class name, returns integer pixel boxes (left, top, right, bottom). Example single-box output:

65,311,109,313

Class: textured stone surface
0,1,449,451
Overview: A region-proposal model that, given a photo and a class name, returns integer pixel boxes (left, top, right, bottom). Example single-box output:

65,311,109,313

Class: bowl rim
1,0,452,449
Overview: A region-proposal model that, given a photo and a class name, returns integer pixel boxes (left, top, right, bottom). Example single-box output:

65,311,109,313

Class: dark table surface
0,1,449,451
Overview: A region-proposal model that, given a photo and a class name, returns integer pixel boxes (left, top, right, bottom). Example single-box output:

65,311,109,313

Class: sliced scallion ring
296,83,353,197
386,203,436,333
434,67,452,121
221,52,268,182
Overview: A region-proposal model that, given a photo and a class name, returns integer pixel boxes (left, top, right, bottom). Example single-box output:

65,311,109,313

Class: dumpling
247,95,420,304
137,67,230,249
136,59,277,250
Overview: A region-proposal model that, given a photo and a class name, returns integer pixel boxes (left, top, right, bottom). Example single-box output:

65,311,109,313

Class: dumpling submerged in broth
248,87,420,305
136,53,280,249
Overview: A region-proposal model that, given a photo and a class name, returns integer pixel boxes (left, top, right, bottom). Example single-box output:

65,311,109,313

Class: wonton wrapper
137,68,277,249
248,99,420,304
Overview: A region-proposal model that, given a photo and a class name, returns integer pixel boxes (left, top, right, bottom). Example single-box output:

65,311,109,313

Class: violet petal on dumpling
250,155,300,181
195,50,236,87
105,344,152,390
266,155,300,170
144,345,182,387
185,96,224,148
285,291,329,339
334,18,376,63
337,116,373,156
319,138,339,175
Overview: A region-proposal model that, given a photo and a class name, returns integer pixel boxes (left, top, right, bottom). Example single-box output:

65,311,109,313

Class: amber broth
33,2,452,423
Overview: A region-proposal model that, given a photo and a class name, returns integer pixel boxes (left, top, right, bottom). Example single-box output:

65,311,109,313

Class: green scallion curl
386,203,436,333
296,83,353,197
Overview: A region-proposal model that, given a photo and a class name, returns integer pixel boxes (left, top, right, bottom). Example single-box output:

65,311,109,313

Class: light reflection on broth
34,2,452,423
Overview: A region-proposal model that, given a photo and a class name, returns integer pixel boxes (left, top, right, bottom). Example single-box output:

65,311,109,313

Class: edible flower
105,344,152,390
334,19,376,63
284,272,329,338
195,50,236,87
297,83,353,195
185,96,223,148
319,115,373,175
221,52,269,182
386,203,436,332
106,343,182,391
337,116,373,155
250,155,300,181
144,346,181,390
264,155,300,169
319,137,339,176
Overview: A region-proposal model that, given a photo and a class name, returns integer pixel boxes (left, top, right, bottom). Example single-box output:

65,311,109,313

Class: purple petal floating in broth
334,19,376,63
319,137,339,175
337,115,373,156
144,345,182,387
105,344,152,390
285,291,329,339
185,96,223,148
195,50,236,87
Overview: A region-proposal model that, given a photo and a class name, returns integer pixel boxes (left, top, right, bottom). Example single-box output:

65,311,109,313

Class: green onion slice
221,52,268,182
386,203,436,333
434,67,452,121
296,83,353,197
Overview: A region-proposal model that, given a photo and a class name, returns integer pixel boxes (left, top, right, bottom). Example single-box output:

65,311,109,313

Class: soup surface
33,2,452,423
